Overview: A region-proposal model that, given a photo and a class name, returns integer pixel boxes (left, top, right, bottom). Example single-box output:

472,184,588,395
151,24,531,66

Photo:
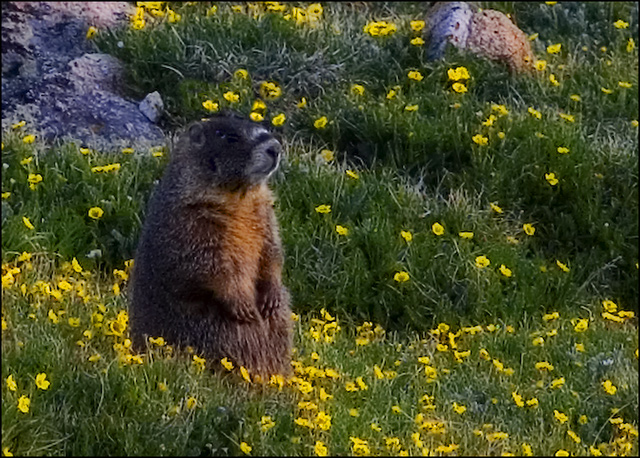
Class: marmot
129,114,292,377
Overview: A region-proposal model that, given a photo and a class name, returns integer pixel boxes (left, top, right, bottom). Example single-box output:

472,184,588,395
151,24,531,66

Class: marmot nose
254,138,282,161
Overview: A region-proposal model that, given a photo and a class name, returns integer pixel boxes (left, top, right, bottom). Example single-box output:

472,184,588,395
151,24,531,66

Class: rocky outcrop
425,2,536,73
1,2,166,151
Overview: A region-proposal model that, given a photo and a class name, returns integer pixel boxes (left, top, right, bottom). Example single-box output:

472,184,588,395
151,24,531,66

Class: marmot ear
188,122,206,148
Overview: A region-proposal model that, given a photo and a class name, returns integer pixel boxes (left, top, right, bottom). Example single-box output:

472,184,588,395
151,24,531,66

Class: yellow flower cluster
363,21,397,37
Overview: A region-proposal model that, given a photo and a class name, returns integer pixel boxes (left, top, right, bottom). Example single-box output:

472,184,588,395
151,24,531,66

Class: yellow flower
555,450,569,456
602,299,617,313
550,377,565,389
482,114,497,126
314,116,328,129
573,318,588,332
88,207,104,220
271,113,286,126
602,311,624,322
316,411,331,430
86,26,97,39
221,357,234,371
394,271,410,282
202,100,219,112
475,255,490,268
618,81,632,89
261,415,276,432
88,354,101,362
404,104,418,112
234,69,248,79
432,222,444,236
528,107,542,119
532,336,544,346
526,398,539,408
472,134,488,145
557,146,569,154
549,73,560,86
186,396,197,409
512,391,524,407
363,21,397,37
223,91,240,103
35,372,50,390
601,87,613,94
448,66,470,81
627,37,635,52
547,43,562,54
590,446,603,457
602,379,617,395
613,19,629,29
239,441,252,455
545,172,559,186
410,37,425,46
452,402,466,414
22,216,35,230
554,410,569,424
489,202,503,214
556,260,570,272
632,120,638,127
260,81,282,100
569,94,581,102
535,59,547,71
355,376,368,390
457,231,473,240
297,97,307,108
239,366,251,383
410,20,425,32
315,204,331,214
535,361,554,371
351,84,365,95
452,82,467,93
335,225,349,236
408,70,424,81
249,112,264,122
401,230,412,242
559,112,575,123
320,149,334,162
6,374,17,391
12,120,26,129
314,441,328,456
17,395,30,413
499,264,512,277
22,134,36,144
346,169,359,179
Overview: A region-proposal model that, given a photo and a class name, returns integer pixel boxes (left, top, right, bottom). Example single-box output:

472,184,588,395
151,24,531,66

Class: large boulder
1,2,166,151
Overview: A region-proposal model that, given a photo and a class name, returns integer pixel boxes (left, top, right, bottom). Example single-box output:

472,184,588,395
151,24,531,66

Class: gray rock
139,91,164,124
1,2,167,152
425,2,474,60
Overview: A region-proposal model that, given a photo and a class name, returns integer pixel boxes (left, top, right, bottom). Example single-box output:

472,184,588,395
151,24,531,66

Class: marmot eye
215,130,226,139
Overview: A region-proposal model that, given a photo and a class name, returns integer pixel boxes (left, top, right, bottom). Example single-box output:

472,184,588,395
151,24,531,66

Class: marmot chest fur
130,114,292,377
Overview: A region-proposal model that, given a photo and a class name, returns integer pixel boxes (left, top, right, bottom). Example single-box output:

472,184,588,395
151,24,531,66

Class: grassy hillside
2,2,638,456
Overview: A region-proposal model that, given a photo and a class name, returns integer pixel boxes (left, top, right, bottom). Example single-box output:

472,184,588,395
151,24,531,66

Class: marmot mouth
247,138,282,178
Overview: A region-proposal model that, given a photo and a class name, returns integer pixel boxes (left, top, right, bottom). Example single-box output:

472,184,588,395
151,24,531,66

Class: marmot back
129,114,292,377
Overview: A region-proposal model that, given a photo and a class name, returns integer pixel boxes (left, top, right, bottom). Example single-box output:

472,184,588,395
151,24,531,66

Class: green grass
2,1,638,456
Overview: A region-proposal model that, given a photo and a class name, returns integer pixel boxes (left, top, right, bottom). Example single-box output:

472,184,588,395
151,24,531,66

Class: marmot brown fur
129,114,292,377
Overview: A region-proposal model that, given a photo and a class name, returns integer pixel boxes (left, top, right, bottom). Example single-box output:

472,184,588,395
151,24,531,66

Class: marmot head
177,114,282,190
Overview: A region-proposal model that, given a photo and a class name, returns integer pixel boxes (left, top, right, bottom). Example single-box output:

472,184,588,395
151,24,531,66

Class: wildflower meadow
2,2,638,456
